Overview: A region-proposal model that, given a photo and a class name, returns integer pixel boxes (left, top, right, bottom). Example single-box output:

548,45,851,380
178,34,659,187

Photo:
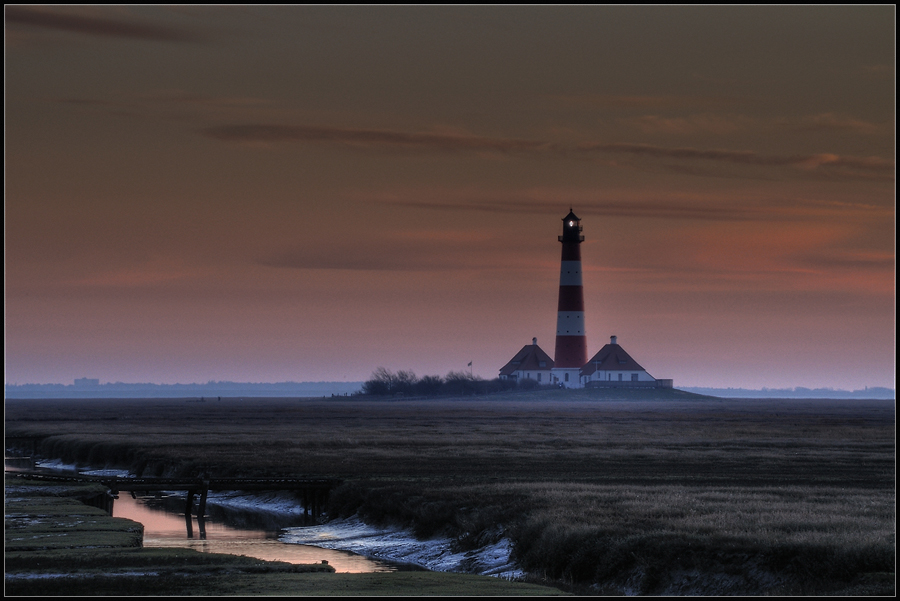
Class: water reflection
113,494,398,573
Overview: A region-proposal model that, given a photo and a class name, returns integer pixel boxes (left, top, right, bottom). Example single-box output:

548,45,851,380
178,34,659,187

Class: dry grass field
5,389,895,594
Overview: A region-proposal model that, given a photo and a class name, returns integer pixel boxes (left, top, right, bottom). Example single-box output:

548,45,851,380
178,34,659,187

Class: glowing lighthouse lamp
551,209,589,388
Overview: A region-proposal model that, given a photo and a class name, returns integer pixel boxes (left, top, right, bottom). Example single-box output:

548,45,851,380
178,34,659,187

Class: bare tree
362,367,395,395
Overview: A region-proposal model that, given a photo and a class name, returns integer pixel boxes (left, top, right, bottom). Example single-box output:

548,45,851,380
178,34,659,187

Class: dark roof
580,343,649,376
562,209,580,222
499,343,554,376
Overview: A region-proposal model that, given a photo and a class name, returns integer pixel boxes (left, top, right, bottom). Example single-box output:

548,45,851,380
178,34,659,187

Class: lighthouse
498,209,672,390
551,209,588,388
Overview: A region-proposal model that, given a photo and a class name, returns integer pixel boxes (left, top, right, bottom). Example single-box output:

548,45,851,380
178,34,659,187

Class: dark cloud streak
200,124,547,153
377,198,787,222
374,194,891,223
5,6,203,42
198,120,893,181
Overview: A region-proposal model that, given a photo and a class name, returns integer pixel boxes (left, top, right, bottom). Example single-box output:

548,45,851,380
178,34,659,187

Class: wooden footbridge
6,469,341,537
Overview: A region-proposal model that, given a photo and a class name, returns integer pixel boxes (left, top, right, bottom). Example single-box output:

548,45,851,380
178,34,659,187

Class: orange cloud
794,113,888,135
631,219,893,295
73,261,198,288
577,143,894,181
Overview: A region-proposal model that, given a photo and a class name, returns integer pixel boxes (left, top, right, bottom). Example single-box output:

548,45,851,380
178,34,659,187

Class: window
631,373,638,382
565,373,569,382
618,373,623,381
537,373,542,382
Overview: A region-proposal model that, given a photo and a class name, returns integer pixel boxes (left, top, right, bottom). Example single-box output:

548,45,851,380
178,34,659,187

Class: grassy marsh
5,390,895,594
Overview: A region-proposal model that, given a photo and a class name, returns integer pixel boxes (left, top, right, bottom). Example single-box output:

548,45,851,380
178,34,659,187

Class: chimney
610,335,617,345
532,337,537,346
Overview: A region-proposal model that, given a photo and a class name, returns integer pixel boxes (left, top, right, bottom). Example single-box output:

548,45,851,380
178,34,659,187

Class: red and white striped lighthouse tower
551,209,588,388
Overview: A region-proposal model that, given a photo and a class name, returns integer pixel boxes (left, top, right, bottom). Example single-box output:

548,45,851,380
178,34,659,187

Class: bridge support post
197,483,209,540
197,485,208,519
185,489,195,538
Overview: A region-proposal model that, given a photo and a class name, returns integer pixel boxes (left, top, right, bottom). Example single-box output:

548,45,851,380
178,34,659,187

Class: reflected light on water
113,494,396,573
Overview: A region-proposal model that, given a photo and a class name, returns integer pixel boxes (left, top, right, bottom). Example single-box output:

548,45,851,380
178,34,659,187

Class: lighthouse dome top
559,208,584,243
562,209,581,223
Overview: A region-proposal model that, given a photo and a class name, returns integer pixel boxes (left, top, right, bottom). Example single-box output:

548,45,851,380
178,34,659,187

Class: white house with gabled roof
499,338,554,384
580,336,670,388
499,335,672,389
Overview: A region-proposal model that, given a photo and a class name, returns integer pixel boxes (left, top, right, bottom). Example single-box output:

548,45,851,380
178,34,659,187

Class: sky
5,5,895,389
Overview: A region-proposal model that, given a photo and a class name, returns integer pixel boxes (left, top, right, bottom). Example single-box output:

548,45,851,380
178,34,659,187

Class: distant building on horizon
499,210,672,389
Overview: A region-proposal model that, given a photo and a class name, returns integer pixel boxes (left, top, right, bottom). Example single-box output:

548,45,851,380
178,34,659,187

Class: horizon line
4,381,894,393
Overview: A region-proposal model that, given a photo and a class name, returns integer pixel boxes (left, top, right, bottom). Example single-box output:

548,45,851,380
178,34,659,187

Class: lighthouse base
551,367,583,389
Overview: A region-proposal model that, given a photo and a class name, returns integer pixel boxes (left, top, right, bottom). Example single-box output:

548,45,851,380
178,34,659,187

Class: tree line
360,367,548,397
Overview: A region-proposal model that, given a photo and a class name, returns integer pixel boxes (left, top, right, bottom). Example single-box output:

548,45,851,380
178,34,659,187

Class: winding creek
112,493,403,573
24,460,521,578
24,460,411,573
